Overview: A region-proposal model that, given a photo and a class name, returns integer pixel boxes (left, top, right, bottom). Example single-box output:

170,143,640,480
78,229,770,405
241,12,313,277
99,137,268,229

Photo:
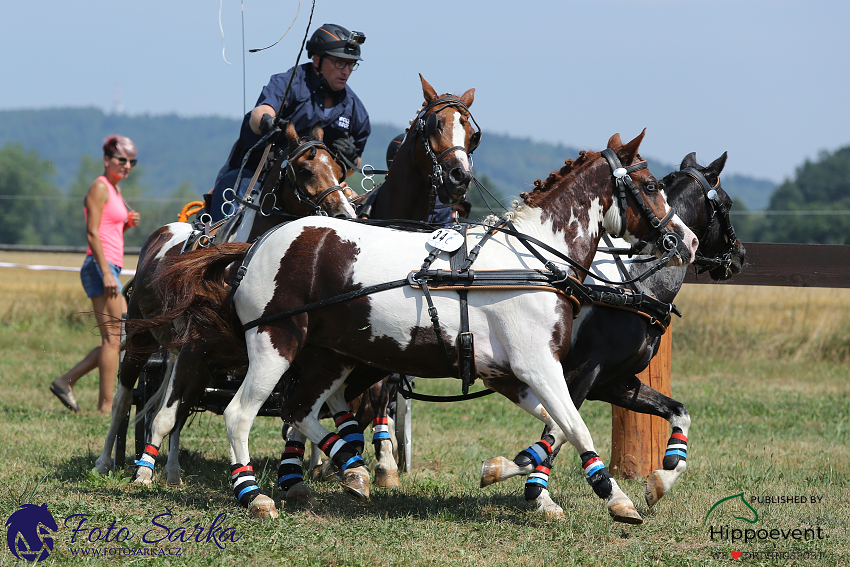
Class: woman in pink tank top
50,135,141,414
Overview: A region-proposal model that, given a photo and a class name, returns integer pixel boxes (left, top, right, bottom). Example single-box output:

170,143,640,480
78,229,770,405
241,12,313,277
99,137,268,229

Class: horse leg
366,379,399,488
133,353,179,485
277,427,315,506
95,331,157,474
345,367,399,487
588,375,691,507
293,388,370,504
487,356,641,524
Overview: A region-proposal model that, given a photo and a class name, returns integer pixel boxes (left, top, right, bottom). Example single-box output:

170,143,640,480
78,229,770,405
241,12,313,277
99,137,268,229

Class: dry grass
0,255,847,566
0,251,138,324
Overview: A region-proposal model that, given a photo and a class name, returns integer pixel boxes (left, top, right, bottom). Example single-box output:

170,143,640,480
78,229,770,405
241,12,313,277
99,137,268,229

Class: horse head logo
703,492,759,526
5,504,59,562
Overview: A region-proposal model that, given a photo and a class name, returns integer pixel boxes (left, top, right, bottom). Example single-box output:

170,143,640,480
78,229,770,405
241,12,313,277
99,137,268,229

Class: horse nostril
334,212,351,220
449,167,469,185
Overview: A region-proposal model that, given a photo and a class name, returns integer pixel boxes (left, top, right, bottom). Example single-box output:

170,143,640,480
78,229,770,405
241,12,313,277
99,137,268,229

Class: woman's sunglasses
110,155,138,167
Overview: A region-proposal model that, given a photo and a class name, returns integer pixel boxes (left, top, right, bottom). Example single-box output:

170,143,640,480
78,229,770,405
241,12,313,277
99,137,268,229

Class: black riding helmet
306,24,365,61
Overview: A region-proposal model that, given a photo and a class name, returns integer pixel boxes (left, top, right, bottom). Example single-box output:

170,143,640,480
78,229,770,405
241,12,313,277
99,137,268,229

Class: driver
207,23,371,221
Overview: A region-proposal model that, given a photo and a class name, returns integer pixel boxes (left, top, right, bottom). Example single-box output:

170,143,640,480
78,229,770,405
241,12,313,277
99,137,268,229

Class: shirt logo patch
337,116,351,130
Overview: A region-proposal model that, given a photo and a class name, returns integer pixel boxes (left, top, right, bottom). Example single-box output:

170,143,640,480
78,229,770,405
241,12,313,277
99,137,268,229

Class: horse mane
519,149,600,207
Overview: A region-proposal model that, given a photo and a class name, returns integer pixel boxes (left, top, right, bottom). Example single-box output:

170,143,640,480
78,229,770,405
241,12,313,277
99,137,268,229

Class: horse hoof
132,468,153,485
341,468,370,503
374,468,400,489
645,471,666,507
480,456,511,487
308,464,324,482
166,477,184,488
94,458,111,475
284,482,316,506
608,501,643,525
249,494,279,519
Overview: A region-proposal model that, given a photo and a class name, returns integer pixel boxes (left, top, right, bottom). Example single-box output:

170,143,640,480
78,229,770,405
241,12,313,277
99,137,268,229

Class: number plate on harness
426,228,464,252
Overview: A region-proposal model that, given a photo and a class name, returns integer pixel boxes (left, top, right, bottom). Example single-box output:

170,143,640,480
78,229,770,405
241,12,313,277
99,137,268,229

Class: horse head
662,152,747,280
410,74,479,205
261,122,355,220
603,131,699,266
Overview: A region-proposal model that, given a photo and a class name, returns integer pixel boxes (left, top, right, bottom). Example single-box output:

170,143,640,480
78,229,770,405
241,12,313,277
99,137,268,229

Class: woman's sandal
50,381,80,412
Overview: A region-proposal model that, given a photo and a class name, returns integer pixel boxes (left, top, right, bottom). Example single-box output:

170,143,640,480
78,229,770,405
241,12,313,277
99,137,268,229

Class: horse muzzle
436,163,473,205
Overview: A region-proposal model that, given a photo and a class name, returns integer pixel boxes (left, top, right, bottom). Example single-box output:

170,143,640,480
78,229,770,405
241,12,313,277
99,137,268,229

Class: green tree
754,147,850,243
0,143,61,244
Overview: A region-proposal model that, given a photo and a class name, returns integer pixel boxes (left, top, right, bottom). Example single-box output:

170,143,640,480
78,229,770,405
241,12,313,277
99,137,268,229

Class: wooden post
609,322,672,479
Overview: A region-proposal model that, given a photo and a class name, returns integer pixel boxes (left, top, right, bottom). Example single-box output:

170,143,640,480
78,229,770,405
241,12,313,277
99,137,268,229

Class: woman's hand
126,210,140,227
103,272,120,297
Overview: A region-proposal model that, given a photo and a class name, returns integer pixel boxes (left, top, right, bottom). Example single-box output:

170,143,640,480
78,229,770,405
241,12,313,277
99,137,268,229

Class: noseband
680,167,739,275
601,148,680,258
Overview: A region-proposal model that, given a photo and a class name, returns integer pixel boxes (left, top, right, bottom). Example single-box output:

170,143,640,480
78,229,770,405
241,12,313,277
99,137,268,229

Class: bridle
411,95,482,212
223,139,346,219
600,148,681,266
680,166,739,276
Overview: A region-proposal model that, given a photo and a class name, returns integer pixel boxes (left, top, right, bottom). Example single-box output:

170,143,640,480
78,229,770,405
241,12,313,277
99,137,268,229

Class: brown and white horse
479,152,747,519
104,75,481,493
135,131,699,521
94,123,352,483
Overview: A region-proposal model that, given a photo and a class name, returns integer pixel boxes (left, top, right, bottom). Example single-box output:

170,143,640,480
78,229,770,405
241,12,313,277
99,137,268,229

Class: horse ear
680,152,698,170
419,74,438,104
310,122,324,142
619,129,646,163
286,121,300,151
707,151,728,175
606,133,623,150
459,88,475,108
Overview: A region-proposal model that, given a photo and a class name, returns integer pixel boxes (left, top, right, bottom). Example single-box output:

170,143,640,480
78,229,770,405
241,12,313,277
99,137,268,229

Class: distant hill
0,108,775,208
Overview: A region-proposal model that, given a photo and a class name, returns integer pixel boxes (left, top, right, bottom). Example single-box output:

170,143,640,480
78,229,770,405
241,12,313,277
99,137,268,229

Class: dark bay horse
479,151,747,519
107,75,481,494
135,131,699,521
94,123,351,483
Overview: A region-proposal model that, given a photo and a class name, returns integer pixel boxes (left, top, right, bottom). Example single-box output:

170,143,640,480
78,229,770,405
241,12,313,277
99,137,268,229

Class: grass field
0,252,847,566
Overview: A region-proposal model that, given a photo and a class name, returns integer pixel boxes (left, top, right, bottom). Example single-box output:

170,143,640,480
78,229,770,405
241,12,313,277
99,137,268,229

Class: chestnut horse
105,75,481,492
479,151,747,519
94,122,352,482
134,130,699,522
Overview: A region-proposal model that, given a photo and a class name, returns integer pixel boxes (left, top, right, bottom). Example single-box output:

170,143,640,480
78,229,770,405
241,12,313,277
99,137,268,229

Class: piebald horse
480,151,747,519
135,130,699,522
107,75,481,492
94,123,352,483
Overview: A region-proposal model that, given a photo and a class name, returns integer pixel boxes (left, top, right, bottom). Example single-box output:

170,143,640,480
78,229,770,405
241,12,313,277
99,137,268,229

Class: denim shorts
80,255,123,298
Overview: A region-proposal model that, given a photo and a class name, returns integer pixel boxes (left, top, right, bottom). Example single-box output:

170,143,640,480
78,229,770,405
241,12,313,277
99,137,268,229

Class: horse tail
124,242,251,358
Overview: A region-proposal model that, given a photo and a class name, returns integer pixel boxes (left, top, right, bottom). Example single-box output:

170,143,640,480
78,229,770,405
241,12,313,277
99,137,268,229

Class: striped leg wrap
372,416,391,443
580,451,613,499
662,427,688,470
514,435,555,468
319,433,364,473
134,443,159,470
231,463,261,508
334,411,365,453
524,464,552,501
277,440,305,491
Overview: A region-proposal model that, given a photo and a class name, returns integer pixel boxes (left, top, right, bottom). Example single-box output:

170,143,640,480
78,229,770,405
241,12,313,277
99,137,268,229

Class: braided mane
520,149,600,206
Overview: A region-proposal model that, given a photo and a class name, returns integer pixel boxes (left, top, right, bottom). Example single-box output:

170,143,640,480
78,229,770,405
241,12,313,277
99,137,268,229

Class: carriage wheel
394,377,413,473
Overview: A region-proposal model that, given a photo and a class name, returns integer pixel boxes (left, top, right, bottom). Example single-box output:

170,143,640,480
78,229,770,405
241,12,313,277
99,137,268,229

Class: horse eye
645,182,657,192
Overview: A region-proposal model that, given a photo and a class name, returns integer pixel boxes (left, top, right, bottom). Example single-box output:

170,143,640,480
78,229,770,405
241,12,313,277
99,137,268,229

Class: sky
2,0,848,184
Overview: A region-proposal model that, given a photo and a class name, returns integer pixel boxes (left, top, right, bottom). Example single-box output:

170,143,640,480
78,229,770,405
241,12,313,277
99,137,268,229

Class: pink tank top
85,176,128,267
